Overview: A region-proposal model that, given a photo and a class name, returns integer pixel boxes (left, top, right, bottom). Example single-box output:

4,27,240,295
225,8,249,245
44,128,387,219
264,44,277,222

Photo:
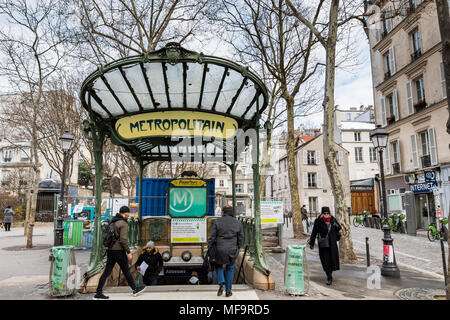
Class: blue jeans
216,261,235,293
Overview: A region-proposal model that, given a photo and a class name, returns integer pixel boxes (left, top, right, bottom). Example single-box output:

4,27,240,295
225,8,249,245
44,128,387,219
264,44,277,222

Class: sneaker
93,293,109,300
226,291,233,297
217,283,225,296
132,285,146,297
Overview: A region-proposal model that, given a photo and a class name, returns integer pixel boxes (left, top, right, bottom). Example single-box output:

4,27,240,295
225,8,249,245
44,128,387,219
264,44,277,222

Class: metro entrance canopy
79,43,270,278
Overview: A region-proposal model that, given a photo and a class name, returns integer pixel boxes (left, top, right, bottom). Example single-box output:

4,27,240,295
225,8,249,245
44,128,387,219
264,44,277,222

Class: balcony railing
421,155,431,168
411,49,422,62
386,115,396,125
392,163,401,174
414,99,427,112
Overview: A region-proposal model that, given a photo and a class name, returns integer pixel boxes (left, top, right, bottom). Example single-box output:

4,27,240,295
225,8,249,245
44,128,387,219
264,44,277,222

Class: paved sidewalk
0,222,447,300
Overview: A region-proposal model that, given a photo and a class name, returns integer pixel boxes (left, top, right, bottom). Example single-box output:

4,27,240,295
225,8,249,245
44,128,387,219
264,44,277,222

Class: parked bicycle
381,213,406,233
352,210,370,227
428,217,448,242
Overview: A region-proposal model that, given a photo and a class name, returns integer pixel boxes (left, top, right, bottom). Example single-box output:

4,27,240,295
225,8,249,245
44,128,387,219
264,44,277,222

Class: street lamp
55,130,74,246
370,125,400,278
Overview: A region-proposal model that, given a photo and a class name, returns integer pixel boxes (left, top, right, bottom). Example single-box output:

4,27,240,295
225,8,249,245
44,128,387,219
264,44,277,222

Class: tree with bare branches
0,0,74,247
215,0,324,238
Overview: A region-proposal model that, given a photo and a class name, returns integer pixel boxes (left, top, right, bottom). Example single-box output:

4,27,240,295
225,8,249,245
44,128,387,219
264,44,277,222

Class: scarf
322,216,331,223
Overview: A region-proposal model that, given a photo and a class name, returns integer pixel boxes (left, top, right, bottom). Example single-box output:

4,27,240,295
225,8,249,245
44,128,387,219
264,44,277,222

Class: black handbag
317,225,331,248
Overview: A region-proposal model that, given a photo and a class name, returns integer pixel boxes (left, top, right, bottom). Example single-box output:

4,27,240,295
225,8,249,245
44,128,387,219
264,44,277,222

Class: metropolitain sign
115,111,238,140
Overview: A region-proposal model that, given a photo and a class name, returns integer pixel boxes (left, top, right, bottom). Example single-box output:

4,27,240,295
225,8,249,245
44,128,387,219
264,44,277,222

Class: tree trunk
322,0,356,262
285,95,305,238
26,141,40,248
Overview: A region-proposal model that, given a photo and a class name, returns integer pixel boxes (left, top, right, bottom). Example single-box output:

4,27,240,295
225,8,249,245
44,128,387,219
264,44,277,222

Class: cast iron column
378,148,400,277
55,151,67,246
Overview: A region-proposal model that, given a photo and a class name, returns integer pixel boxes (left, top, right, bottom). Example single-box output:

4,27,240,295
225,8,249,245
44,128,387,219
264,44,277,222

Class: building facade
274,134,351,215
367,0,450,228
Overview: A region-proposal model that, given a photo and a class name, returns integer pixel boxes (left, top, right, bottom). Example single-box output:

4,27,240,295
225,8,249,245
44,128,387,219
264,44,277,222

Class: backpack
103,221,118,248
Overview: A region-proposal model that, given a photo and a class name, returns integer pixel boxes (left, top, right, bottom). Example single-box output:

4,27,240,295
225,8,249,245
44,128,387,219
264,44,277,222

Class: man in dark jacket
309,206,341,286
208,205,243,297
135,241,163,286
93,206,145,300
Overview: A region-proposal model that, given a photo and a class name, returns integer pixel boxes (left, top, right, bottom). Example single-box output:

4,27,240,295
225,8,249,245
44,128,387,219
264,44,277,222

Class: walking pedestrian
208,204,243,297
93,206,146,300
301,205,308,221
135,240,163,286
3,206,14,231
309,206,342,285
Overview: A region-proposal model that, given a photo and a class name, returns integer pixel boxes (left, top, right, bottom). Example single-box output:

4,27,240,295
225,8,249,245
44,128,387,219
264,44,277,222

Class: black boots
326,272,333,285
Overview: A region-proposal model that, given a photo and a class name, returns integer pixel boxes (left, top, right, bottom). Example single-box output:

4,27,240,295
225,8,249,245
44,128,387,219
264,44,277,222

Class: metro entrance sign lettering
168,179,208,218
410,181,438,194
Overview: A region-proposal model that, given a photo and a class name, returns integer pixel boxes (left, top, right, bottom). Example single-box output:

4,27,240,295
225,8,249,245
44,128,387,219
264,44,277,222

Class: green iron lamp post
55,131,74,246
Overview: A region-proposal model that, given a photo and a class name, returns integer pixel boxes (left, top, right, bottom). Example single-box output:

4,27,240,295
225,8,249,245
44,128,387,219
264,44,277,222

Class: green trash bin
50,245,77,297
284,245,309,296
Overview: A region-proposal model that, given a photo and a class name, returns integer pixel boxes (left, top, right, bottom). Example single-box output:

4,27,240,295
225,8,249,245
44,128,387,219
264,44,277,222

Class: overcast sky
0,5,375,130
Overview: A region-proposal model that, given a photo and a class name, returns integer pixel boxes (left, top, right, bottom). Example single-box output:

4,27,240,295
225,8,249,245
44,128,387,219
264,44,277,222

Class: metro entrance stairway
100,284,260,300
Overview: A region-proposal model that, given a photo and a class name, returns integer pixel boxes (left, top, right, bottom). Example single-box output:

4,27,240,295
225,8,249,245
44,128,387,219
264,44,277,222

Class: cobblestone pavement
348,221,448,278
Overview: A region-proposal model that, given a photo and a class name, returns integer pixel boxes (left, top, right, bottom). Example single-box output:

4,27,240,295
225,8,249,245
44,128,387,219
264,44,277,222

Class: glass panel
244,93,263,120
165,63,184,108
214,69,244,113
145,62,169,108
185,62,204,108
92,78,124,116
85,92,109,118
232,83,256,117
201,64,225,110
123,64,154,110
103,69,140,113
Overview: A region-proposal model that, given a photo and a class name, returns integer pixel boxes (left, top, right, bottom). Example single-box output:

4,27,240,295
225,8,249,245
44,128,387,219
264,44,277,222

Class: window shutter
338,151,343,166
381,96,387,126
406,81,414,115
389,46,396,74
393,89,399,120
316,150,321,164
303,172,308,189
385,143,392,175
396,141,402,171
317,172,322,189
411,134,419,169
304,197,309,212
317,197,322,214
441,62,447,99
303,150,307,165
428,127,438,166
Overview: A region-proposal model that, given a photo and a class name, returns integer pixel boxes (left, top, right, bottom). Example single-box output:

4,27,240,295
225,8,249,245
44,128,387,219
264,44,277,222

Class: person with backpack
93,206,145,300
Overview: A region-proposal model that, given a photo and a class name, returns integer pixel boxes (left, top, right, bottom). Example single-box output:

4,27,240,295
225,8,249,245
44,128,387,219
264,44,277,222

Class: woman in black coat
135,241,163,286
309,206,342,285
207,205,244,297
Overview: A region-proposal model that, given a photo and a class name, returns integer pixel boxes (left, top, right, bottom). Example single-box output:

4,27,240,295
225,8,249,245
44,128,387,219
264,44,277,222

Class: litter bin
50,245,77,297
284,245,309,295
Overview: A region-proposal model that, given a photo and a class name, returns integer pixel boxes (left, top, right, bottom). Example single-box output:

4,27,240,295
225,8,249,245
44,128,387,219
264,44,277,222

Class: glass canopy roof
80,43,268,162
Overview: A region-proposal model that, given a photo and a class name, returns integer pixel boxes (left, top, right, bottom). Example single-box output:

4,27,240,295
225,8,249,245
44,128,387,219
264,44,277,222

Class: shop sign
410,181,438,194
115,111,238,140
424,171,436,183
